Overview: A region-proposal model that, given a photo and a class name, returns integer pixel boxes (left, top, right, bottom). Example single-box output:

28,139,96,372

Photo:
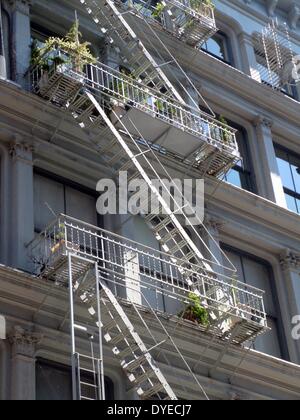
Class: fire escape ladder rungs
79,0,185,104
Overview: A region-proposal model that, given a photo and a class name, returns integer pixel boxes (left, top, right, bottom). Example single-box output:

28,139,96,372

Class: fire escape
27,0,268,401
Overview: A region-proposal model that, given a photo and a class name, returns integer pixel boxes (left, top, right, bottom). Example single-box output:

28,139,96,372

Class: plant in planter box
179,292,209,326
31,18,96,78
152,2,166,20
218,115,232,145
51,223,67,254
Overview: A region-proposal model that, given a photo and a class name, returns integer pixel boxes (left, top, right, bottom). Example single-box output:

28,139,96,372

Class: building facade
0,0,300,400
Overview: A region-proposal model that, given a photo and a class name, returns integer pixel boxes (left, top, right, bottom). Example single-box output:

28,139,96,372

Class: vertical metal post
95,262,106,400
68,252,77,401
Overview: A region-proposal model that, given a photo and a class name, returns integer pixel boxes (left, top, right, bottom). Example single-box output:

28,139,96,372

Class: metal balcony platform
30,56,239,178
119,0,218,47
28,215,268,346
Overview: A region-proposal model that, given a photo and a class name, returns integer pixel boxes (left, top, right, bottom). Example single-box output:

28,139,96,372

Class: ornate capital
279,249,300,271
288,3,300,29
9,326,42,358
9,141,34,164
253,115,273,129
8,0,32,14
266,0,279,17
203,214,225,233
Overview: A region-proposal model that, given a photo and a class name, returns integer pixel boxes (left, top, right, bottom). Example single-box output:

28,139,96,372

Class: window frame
33,167,103,233
201,31,233,66
221,243,289,360
224,124,256,193
36,358,115,400
274,143,300,214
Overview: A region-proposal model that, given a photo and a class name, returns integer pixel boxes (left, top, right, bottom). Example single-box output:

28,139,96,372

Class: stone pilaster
239,33,261,81
10,140,35,270
9,326,42,400
279,249,300,364
253,115,287,207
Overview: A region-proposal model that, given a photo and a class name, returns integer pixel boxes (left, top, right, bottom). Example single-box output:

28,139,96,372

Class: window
222,245,284,359
224,126,255,192
33,170,100,232
36,359,114,400
201,32,232,65
0,6,11,78
275,145,300,214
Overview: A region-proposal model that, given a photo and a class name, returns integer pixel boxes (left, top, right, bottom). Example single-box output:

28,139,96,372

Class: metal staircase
117,0,218,47
79,0,184,103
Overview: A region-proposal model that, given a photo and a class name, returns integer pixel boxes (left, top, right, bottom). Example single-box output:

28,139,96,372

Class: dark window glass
275,145,300,214
224,126,255,192
201,32,232,65
221,245,285,359
36,359,114,400
1,7,11,78
33,169,100,232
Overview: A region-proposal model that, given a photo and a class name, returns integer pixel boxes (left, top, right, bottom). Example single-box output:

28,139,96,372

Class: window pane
242,257,276,316
36,362,72,400
225,169,242,188
65,186,98,225
291,162,300,194
34,175,64,231
223,250,245,282
254,318,282,359
276,156,294,191
203,37,225,60
285,193,298,213
297,199,300,214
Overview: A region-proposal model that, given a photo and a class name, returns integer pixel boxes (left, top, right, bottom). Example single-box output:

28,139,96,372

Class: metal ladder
78,271,177,400
68,258,106,401
78,0,185,103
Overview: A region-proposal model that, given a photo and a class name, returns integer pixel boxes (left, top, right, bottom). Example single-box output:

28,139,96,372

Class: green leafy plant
218,115,232,145
179,292,209,326
31,19,96,73
56,223,66,241
152,2,165,19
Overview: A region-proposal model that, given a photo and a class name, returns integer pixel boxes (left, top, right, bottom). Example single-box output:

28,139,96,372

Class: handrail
29,49,238,154
27,214,267,326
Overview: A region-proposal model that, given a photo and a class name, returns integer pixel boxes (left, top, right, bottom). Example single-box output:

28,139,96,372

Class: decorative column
9,326,42,400
279,250,300,363
288,3,300,30
0,1,7,79
239,33,261,81
8,0,32,85
10,140,35,270
253,115,287,207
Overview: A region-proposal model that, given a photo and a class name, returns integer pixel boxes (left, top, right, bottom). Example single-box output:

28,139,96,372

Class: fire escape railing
28,215,267,330
29,49,238,155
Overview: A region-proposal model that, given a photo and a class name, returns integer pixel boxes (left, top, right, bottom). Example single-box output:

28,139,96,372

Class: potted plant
51,223,67,254
179,292,209,326
218,115,232,145
31,18,96,88
152,2,166,21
